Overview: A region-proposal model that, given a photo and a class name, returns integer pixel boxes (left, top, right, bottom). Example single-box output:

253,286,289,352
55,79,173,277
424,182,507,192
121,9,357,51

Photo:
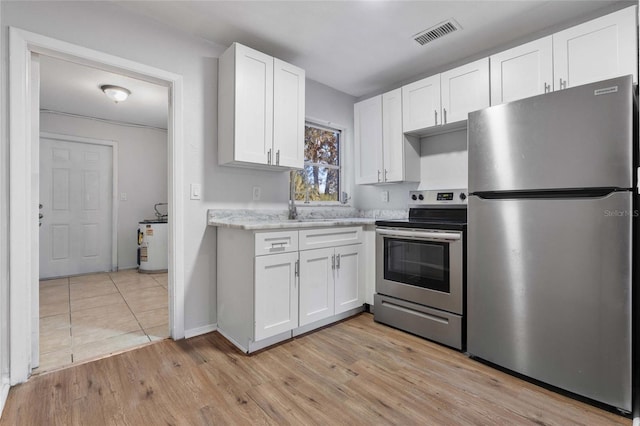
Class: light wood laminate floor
2,313,628,425
38,270,169,373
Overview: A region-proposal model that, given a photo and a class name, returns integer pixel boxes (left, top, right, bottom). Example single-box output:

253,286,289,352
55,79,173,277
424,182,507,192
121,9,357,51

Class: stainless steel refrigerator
467,75,635,412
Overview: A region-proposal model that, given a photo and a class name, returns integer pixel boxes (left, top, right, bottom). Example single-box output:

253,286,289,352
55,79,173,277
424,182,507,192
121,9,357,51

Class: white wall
0,1,224,337
0,0,9,416
0,1,360,342
419,130,468,190
40,112,168,270
304,79,356,205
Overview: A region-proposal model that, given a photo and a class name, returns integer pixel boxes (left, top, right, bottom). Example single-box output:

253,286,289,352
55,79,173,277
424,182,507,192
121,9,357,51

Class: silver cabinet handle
276,149,280,166
434,110,438,125
559,78,566,90
384,169,388,182
336,254,341,269
267,149,272,165
271,241,287,248
377,170,381,183
443,108,447,124
544,82,550,93
294,259,299,277
331,254,335,270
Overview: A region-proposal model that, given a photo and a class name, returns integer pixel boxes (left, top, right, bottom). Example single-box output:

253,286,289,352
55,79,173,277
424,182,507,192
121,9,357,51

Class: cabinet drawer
299,227,362,251
255,231,298,256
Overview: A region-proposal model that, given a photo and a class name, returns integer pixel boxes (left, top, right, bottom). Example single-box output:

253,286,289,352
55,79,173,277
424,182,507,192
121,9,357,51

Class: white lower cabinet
298,243,364,327
217,226,364,353
254,251,299,341
334,244,364,314
299,247,335,326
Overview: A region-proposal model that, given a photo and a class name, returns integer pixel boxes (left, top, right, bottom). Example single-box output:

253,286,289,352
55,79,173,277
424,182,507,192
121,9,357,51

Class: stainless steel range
374,189,467,350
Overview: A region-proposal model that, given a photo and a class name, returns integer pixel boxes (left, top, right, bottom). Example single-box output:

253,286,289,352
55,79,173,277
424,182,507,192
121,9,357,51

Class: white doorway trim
9,27,185,385
40,132,119,273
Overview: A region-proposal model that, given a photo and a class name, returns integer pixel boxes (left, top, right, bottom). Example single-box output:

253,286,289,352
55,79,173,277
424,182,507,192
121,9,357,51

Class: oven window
383,237,450,293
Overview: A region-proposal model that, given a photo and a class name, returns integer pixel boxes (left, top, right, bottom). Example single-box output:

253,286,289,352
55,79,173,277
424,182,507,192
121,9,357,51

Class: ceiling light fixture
100,84,131,103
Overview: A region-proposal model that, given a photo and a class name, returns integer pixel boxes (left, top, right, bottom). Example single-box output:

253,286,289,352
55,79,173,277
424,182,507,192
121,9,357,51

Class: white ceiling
117,0,630,98
40,1,632,127
39,55,169,129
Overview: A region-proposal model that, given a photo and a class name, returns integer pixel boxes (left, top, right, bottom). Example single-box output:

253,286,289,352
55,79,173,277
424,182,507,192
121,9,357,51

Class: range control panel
409,189,468,207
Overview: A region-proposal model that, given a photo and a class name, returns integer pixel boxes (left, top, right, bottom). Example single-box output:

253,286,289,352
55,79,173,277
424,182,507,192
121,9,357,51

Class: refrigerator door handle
472,187,622,200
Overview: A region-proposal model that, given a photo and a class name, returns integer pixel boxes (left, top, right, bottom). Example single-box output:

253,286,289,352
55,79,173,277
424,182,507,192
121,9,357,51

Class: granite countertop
207,208,406,230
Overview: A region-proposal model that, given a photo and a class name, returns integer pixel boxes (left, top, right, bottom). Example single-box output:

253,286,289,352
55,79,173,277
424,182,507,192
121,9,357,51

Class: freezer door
467,192,632,411
468,76,633,192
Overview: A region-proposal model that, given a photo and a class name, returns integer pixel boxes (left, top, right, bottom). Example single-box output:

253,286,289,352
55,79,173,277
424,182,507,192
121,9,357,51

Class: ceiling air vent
413,19,461,46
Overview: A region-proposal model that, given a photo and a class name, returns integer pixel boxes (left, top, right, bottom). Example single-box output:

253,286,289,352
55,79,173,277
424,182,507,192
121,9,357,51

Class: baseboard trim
184,323,217,339
0,380,10,419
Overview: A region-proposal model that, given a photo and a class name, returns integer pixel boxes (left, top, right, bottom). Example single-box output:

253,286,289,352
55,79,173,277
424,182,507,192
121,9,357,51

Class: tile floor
37,269,169,373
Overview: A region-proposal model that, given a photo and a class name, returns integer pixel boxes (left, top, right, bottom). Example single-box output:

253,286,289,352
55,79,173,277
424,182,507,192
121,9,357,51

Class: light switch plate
252,186,261,201
190,183,201,200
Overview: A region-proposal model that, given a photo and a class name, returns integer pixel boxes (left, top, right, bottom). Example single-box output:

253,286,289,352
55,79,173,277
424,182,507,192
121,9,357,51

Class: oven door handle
376,228,461,241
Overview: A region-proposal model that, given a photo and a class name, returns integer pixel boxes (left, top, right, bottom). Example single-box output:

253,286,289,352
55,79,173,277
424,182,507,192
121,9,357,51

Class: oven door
376,227,463,315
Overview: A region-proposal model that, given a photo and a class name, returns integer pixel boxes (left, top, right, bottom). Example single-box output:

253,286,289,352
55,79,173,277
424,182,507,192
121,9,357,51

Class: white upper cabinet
354,95,383,184
273,58,305,168
218,43,305,169
553,6,637,89
382,89,420,183
355,89,420,185
402,74,441,133
441,58,490,124
401,58,489,135
382,89,404,183
490,36,553,105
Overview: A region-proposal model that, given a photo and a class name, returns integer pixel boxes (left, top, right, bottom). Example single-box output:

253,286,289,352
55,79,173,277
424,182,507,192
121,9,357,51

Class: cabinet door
554,6,638,88
254,251,298,341
490,36,553,105
402,74,441,133
334,244,364,314
441,58,490,124
299,247,335,326
273,58,305,168
234,44,274,165
354,95,383,184
382,88,404,183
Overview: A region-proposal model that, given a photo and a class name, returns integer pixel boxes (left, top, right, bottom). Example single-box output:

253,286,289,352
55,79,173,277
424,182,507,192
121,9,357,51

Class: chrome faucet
288,172,298,220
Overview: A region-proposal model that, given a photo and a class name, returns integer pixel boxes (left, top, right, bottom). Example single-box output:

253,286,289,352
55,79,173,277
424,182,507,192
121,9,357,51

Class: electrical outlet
252,186,261,201
381,190,389,203
120,192,127,201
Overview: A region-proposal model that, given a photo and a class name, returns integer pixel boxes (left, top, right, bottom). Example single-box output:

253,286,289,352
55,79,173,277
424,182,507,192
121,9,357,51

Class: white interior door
39,137,113,278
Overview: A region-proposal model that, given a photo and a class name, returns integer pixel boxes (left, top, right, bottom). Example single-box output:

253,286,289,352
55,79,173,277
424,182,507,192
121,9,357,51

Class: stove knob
460,193,467,201
418,194,424,200
411,194,418,201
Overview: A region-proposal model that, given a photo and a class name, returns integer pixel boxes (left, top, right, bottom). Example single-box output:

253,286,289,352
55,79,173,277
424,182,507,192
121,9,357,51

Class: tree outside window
291,122,341,203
